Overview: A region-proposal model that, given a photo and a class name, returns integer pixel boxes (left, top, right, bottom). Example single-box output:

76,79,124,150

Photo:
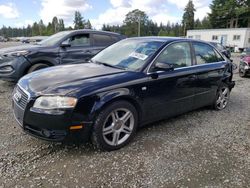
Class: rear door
60,33,94,64
191,42,228,109
91,33,119,54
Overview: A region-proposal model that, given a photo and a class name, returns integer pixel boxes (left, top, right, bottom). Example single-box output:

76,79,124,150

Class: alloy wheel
216,87,230,110
102,108,135,146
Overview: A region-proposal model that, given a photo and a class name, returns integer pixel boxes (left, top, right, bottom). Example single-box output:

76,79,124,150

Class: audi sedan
13,37,235,151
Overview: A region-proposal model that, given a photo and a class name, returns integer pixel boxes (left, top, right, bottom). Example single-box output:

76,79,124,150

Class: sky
0,0,212,30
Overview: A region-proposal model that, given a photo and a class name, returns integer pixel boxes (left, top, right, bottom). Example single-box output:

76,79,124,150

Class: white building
187,28,250,50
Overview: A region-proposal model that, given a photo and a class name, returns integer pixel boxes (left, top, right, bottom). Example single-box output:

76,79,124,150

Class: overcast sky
0,0,212,29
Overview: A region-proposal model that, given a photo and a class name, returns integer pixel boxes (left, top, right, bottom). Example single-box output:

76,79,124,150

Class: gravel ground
0,43,249,187
0,42,23,49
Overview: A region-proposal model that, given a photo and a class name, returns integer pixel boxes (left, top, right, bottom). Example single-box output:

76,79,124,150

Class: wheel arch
24,60,54,75
92,94,143,126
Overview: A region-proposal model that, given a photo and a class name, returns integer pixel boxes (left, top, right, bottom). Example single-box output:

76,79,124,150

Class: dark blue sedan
13,37,235,151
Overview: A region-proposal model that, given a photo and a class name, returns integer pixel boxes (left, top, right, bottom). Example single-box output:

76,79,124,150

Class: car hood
0,44,42,54
18,63,128,96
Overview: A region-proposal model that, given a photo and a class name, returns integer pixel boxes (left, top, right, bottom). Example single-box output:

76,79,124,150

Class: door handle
84,50,92,54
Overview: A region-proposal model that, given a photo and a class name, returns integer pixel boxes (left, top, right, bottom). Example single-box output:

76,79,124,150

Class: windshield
38,31,71,46
92,39,164,71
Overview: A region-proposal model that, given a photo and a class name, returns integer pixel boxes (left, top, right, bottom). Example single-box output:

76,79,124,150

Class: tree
38,19,46,35
85,19,92,29
32,22,40,36
182,0,196,35
52,16,59,33
58,19,65,31
74,11,85,29
123,9,149,37
209,0,250,28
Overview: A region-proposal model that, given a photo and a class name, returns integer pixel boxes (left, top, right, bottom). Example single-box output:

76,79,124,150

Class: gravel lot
0,42,249,187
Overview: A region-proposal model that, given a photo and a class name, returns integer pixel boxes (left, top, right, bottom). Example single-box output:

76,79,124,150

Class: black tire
213,83,230,111
92,101,138,151
27,63,50,74
239,68,246,77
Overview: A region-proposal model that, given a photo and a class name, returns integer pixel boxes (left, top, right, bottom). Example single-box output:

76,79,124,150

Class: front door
59,33,94,64
142,41,197,122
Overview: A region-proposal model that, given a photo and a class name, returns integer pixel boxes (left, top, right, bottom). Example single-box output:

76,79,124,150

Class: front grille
15,86,29,109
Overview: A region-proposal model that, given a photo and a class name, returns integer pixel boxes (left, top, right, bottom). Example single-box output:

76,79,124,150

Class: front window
153,42,192,69
38,31,71,46
69,34,90,46
92,39,164,71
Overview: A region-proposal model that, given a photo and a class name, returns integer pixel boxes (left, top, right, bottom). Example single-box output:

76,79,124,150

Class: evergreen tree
182,0,196,34
52,16,59,33
85,20,92,29
74,11,85,29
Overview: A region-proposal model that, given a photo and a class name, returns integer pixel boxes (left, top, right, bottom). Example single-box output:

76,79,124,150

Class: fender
90,88,143,122
29,56,59,66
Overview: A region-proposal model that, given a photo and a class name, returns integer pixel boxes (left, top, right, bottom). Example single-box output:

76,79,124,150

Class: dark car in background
209,42,231,59
239,48,250,77
13,37,235,151
0,29,125,81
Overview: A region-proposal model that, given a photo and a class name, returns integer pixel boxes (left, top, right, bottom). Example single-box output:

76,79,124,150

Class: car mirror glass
61,40,71,48
154,62,174,71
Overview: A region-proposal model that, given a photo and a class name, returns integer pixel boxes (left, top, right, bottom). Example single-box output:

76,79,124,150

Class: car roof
68,29,124,37
126,36,211,44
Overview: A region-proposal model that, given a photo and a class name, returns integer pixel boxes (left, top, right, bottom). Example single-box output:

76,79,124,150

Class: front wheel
213,83,230,110
92,101,138,151
27,63,50,74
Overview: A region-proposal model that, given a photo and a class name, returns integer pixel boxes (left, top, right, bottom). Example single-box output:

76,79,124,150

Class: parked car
241,47,250,59
239,55,250,77
13,37,235,151
209,42,231,59
0,29,125,82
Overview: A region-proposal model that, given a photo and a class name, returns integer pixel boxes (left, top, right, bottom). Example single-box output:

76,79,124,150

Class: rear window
93,34,116,46
193,42,224,64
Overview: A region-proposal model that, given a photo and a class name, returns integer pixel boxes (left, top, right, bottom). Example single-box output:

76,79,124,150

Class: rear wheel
213,83,230,110
27,63,50,74
239,68,246,77
92,101,138,151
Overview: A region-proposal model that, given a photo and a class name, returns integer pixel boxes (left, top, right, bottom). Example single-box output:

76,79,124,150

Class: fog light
69,125,83,130
0,65,13,73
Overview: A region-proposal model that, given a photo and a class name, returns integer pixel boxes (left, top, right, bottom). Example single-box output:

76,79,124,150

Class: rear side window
93,34,115,46
193,42,222,64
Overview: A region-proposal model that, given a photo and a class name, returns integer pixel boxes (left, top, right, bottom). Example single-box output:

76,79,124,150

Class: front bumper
12,87,93,142
0,55,30,81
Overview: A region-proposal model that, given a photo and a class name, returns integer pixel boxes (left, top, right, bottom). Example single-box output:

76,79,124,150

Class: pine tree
182,0,196,34
74,11,85,29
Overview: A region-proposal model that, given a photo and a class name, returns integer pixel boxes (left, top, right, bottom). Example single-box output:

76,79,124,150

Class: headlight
33,96,77,110
5,50,29,57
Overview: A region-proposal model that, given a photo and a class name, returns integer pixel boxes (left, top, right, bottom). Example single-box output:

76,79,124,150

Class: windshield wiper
94,61,126,70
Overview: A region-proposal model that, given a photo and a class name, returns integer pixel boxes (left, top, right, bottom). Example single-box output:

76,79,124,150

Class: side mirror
60,40,71,48
154,62,174,71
